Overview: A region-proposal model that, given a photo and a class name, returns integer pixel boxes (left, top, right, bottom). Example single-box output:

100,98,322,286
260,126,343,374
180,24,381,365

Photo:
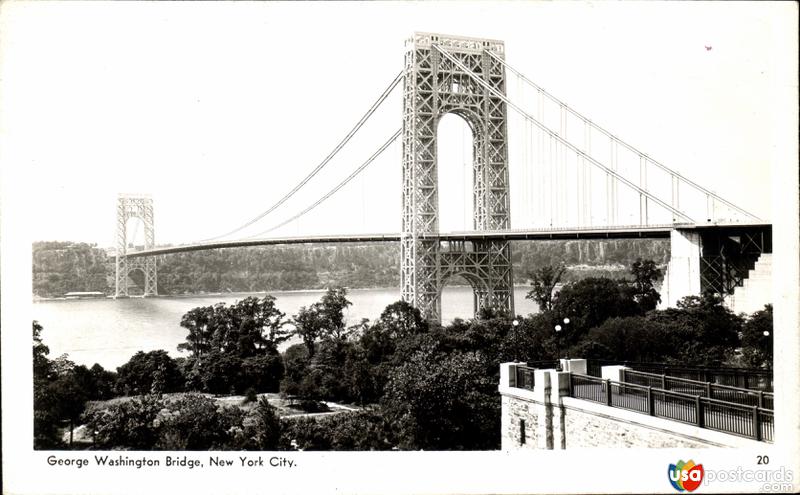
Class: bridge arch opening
437,113,474,233
439,271,486,324
124,217,147,251
124,266,147,296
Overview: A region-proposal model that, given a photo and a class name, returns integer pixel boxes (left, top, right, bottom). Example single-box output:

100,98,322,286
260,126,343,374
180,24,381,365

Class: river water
33,286,538,369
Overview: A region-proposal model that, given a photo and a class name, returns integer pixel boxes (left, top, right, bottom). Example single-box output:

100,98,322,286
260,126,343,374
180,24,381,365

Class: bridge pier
661,229,702,308
660,225,772,310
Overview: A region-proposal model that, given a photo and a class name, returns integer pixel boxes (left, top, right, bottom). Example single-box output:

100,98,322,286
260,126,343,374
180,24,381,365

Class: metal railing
568,373,773,442
586,359,773,392
622,369,774,410
526,359,560,369
512,365,537,391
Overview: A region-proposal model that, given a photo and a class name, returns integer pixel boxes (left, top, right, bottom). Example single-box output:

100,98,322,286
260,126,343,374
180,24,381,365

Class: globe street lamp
510,318,521,360
554,318,570,366
554,323,562,367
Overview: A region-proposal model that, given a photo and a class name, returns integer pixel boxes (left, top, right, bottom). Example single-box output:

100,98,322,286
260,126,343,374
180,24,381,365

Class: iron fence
570,373,606,403
526,359,560,369
568,373,773,442
622,369,774,409
513,365,536,391
586,359,773,392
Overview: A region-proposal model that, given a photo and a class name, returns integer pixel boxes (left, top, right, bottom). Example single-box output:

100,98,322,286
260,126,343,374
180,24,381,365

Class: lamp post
554,317,570,366
510,318,520,360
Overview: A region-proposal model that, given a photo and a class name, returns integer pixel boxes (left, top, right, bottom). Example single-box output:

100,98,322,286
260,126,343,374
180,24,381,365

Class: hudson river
33,286,538,369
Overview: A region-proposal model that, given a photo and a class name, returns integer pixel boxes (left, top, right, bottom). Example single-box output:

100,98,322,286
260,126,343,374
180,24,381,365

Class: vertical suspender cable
585,120,592,225
706,194,713,222
607,137,613,224
549,134,554,226
538,89,545,225
611,137,618,224
638,154,645,225
560,104,567,226
435,46,694,223
486,51,760,223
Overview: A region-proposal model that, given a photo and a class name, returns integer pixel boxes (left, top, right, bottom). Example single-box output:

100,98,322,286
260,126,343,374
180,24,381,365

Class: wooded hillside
32,239,669,297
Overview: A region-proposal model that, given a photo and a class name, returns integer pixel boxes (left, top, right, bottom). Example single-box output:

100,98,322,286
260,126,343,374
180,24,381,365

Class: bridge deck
124,222,771,258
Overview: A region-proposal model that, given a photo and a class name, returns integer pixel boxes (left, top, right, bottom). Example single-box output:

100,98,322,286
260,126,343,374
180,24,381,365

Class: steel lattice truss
401,33,513,321
115,195,157,297
699,227,770,295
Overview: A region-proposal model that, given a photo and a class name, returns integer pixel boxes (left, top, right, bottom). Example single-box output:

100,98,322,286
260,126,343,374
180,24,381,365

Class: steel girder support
115,195,157,298
440,240,514,316
400,33,512,322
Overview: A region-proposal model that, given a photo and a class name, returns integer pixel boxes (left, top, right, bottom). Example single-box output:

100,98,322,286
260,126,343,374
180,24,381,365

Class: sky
1,1,796,247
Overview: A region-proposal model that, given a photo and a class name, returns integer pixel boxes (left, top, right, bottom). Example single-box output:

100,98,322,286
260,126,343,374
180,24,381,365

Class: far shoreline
32,284,541,303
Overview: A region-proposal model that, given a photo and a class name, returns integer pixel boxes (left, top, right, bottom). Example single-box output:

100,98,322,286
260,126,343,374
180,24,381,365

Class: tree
280,344,311,397
227,296,291,354
525,263,566,311
550,277,640,345
33,321,93,448
89,363,118,400
84,395,164,450
33,321,52,382
572,317,673,362
382,348,499,450
241,354,285,393
739,304,773,368
35,378,84,449
319,287,353,341
645,290,743,366
154,394,244,450
293,304,327,358
177,297,289,394
281,411,395,451
198,351,244,395
376,300,428,338
241,397,282,450
498,315,554,363
178,305,218,358
630,258,663,312
116,350,184,396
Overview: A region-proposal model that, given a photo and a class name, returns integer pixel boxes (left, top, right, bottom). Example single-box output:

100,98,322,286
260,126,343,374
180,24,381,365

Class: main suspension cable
245,128,402,238
200,71,404,242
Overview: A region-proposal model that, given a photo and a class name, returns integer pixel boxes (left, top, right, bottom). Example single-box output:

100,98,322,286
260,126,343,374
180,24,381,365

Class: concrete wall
559,397,761,448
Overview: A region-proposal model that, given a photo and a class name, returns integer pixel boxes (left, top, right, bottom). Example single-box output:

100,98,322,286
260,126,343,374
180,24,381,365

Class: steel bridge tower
115,194,157,298
401,33,513,322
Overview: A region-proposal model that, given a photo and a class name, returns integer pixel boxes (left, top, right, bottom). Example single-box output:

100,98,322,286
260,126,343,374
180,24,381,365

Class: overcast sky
1,1,795,247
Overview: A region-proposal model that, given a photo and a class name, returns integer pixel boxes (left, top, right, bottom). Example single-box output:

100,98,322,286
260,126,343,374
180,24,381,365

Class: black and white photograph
1,2,797,494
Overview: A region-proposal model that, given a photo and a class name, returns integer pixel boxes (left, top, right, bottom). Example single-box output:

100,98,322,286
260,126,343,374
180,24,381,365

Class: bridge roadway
124,221,771,258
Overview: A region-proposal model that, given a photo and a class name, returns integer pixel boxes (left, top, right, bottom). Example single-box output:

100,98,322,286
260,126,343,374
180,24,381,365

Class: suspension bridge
115,32,771,321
